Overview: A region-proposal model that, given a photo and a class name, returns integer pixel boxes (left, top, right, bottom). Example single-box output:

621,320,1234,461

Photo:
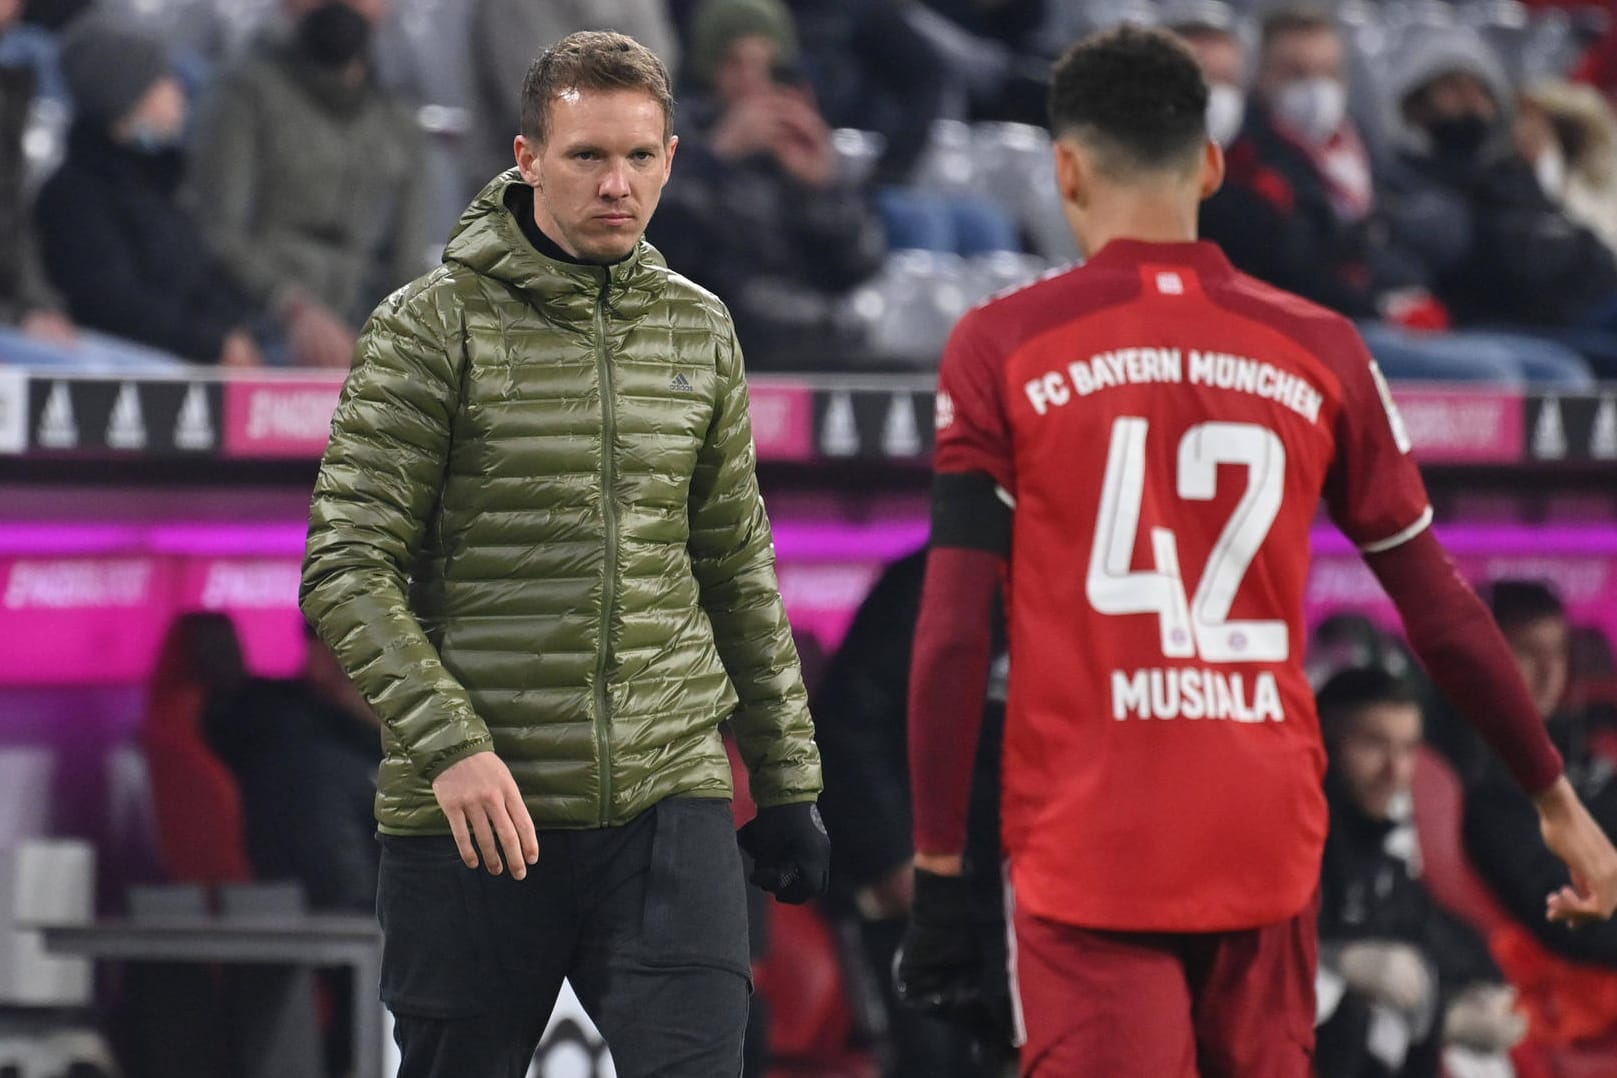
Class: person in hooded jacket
1380,26,1617,375
34,14,265,367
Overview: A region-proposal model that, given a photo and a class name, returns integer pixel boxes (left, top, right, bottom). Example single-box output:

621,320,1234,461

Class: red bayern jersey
936,239,1431,933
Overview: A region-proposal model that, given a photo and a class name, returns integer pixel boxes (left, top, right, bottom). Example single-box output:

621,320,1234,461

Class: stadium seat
844,251,972,366
971,123,1082,263
911,119,978,195
964,250,1053,306
1410,746,1513,936
831,128,887,189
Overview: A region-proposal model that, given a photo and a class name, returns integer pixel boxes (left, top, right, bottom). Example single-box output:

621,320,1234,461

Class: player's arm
1326,336,1617,924
897,311,1016,1035
908,309,1015,875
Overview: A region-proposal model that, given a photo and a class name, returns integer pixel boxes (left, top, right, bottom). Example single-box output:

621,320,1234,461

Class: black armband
930,472,1012,555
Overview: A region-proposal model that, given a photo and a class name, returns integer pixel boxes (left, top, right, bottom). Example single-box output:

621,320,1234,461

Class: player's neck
1068,196,1201,258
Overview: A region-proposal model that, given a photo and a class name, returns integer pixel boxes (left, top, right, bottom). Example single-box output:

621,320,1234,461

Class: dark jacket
1380,144,1617,328
789,0,947,186
1199,103,1423,319
301,171,822,834
1462,714,1617,966
648,96,885,364
813,549,1006,899
205,677,381,911
34,123,254,361
0,62,59,324
1321,777,1501,991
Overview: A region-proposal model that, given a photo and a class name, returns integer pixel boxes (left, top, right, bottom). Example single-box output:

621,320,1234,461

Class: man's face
1338,702,1423,821
1259,26,1344,101
1505,615,1571,719
715,34,780,105
1410,71,1498,125
516,88,676,264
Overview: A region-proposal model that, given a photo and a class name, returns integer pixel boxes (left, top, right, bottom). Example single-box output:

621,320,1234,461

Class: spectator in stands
1515,80,1617,259
35,15,267,367
906,0,1048,126
189,0,430,369
1315,668,1526,1077
1193,10,1593,385
649,0,885,363
0,0,62,104
1381,26,1617,376
813,548,1012,1077
204,622,381,912
469,0,680,183
1169,7,1246,148
0,0,70,356
1460,581,1617,967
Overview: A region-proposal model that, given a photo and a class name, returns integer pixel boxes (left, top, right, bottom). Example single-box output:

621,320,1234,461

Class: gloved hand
1338,940,1434,1014
894,868,1014,1046
1444,984,1527,1053
737,802,830,904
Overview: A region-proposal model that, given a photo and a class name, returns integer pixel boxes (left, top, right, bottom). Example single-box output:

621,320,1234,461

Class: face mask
123,119,181,155
1425,113,1492,159
1535,144,1567,199
1205,83,1246,147
297,1,372,68
1272,76,1347,145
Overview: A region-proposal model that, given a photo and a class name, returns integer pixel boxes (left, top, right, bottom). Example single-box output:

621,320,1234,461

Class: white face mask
1272,75,1348,145
1535,145,1567,200
1205,82,1246,147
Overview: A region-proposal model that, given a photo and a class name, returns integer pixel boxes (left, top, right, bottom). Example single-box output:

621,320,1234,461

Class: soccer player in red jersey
897,26,1617,1077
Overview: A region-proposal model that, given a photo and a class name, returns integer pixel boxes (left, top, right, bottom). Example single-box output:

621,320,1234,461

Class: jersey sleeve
934,308,1015,495
1323,330,1433,553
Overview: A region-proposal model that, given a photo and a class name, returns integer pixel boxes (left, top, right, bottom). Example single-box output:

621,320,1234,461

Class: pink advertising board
1392,387,1523,463
222,377,344,458
0,519,1613,686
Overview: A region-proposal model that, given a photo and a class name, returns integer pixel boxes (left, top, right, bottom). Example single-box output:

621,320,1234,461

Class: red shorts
1011,895,1318,1078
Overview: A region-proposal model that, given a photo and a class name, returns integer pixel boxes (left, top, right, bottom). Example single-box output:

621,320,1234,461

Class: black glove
737,802,831,904
894,867,1014,1046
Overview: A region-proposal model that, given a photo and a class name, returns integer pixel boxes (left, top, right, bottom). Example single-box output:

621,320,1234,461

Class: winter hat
59,13,171,125
687,0,799,88
1387,25,1513,118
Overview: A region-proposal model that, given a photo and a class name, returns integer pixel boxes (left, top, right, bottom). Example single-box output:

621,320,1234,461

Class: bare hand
1338,940,1432,1013
431,751,539,879
288,301,357,369
218,330,262,369
21,309,76,346
771,91,834,187
1535,776,1617,925
710,95,787,162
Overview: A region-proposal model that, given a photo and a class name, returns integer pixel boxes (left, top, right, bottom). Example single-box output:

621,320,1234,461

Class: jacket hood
443,170,666,317
1383,25,1514,159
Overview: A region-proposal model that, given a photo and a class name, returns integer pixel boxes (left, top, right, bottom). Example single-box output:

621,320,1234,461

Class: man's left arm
689,320,820,804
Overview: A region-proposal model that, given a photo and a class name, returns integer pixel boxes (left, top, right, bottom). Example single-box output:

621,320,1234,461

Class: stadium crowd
1,0,1616,378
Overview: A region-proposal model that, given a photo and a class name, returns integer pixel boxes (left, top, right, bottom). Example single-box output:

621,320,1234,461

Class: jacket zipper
593,275,618,827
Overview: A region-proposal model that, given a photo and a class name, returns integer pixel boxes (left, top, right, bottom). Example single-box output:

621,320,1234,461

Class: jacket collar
443,170,663,323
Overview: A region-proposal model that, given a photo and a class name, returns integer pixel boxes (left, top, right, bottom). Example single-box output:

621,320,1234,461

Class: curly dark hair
1047,25,1209,176
521,30,675,145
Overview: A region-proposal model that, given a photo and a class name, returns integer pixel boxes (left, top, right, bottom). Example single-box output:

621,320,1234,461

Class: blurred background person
188,0,430,369
1515,79,1617,259
650,0,886,365
1315,667,1525,1078
36,14,267,368
1194,8,1593,386
1381,25,1617,377
813,547,1012,1077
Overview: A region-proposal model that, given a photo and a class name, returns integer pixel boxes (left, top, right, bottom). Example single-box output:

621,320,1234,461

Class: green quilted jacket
300,171,822,834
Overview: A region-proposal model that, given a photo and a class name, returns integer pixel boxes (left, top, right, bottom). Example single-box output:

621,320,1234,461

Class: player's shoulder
1219,269,1362,347
954,261,1086,347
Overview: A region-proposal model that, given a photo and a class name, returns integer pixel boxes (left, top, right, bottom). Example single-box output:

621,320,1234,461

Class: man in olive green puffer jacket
300,30,827,1077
